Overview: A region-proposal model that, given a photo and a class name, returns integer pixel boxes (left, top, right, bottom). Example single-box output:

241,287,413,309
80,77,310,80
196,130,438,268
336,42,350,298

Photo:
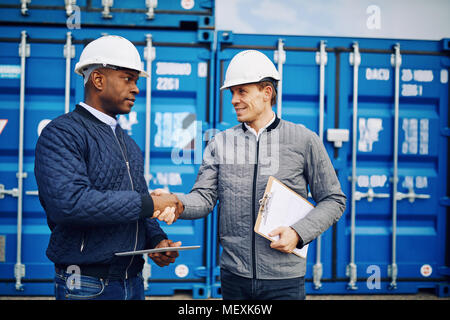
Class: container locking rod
347,42,360,291
389,43,402,290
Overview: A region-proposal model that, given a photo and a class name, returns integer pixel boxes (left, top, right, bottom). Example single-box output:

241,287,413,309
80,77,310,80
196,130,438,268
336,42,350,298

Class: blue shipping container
0,25,215,298
212,31,449,297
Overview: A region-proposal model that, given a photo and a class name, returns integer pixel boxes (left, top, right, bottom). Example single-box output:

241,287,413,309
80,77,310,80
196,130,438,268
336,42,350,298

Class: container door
0,26,214,298
0,32,78,295
213,32,338,296
337,41,449,293
133,35,213,298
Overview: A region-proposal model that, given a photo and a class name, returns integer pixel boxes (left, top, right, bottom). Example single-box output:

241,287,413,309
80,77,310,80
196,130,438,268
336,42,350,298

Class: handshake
151,189,184,225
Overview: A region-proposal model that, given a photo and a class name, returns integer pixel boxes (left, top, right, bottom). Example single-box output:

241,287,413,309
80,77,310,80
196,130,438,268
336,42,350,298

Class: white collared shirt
244,112,276,141
79,102,117,132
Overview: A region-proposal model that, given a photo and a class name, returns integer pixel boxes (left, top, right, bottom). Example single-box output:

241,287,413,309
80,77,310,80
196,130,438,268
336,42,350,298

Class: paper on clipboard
254,176,314,258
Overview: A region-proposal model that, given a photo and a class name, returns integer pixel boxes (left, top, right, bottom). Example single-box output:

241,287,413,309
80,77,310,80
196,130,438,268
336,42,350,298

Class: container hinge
194,266,208,278
16,172,28,179
18,40,30,58
346,262,358,290
146,0,158,20
102,0,113,19
315,40,328,66
390,44,402,68
312,262,323,290
388,263,398,290
396,188,430,203
0,184,19,199
144,37,156,62
349,41,361,67
21,0,31,16
65,0,76,16
63,35,75,59
14,263,25,291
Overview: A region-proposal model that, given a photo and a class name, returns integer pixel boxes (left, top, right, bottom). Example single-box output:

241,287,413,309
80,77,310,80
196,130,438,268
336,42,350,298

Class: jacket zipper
80,233,85,252
251,138,260,279
113,129,138,279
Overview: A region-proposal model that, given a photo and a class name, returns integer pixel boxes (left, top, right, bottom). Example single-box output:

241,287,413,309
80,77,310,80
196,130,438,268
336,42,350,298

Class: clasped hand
151,189,183,225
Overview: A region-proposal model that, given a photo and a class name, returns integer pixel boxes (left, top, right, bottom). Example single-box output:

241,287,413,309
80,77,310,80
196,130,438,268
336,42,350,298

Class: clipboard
254,176,314,258
115,245,201,256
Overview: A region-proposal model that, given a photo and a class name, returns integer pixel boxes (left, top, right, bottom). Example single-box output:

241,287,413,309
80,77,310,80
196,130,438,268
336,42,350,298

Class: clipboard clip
259,192,272,225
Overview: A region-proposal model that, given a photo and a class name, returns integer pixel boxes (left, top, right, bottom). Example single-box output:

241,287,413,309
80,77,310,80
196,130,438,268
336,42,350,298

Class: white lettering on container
401,84,423,96
402,69,434,82
358,118,383,152
156,62,191,76
366,68,389,81
156,77,180,91
402,118,429,155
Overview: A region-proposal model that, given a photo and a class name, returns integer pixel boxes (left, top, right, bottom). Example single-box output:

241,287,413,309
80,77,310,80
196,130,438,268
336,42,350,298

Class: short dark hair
256,81,277,106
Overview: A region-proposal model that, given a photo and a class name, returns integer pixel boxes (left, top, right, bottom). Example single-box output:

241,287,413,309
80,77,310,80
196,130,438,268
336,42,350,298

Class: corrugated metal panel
0,25,214,298
336,43,449,293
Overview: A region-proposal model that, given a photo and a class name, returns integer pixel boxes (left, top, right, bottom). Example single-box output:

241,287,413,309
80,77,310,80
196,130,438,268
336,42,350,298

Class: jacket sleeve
291,131,347,246
133,162,169,248
177,137,219,219
144,218,168,248
34,122,148,227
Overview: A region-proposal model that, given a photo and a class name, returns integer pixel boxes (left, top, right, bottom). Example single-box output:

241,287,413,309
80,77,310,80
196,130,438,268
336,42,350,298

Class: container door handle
354,188,390,202
396,188,431,203
0,184,19,199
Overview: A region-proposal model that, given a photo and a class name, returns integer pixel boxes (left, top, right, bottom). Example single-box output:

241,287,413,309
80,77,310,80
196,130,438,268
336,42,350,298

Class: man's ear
90,70,105,91
263,85,273,103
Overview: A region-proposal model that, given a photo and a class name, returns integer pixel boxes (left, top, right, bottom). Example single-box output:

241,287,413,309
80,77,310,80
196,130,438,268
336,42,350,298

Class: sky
215,0,450,40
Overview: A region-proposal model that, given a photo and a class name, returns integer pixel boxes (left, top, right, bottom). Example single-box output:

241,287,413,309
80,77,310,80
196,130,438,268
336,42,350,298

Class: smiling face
90,67,140,118
229,83,274,131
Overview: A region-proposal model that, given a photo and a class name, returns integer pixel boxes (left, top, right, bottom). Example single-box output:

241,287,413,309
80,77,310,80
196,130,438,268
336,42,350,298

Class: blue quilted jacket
35,105,167,278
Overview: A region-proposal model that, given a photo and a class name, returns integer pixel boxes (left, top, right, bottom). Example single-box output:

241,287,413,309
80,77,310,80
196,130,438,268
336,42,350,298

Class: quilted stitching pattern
35,105,166,266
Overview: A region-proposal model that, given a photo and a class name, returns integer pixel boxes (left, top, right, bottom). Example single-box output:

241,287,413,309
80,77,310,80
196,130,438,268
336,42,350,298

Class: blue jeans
220,268,305,300
54,269,145,300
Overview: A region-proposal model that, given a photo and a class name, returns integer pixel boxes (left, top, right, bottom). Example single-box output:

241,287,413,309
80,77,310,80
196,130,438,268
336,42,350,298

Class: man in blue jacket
34,35,182,300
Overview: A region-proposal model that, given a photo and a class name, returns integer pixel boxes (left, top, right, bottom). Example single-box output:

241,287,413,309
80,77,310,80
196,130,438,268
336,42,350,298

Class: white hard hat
74,35,148,78
220,50,280,90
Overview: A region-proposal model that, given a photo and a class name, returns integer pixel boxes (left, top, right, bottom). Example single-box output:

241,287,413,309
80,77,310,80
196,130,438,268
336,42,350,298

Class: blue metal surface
0,6,448,297
337,44,449,291
0,24,214,298
213,31,449,297
0,0,214,30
